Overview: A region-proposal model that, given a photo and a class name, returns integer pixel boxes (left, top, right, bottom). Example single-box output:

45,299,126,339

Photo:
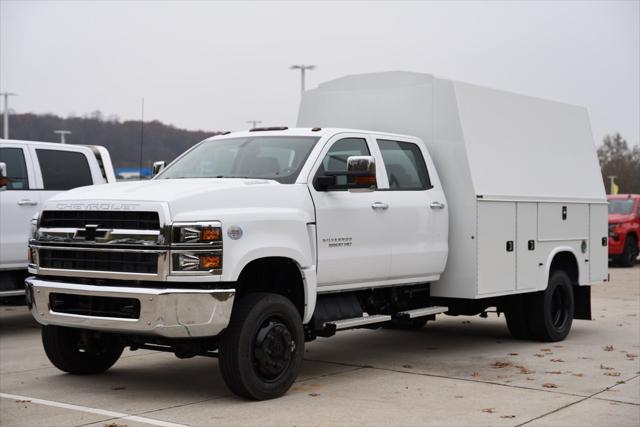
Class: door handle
430,201,445,209
17,199,38,206
371,202,389,210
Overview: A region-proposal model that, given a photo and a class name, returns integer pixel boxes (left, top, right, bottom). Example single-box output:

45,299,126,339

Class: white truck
0,139,116,299
25,72,607,400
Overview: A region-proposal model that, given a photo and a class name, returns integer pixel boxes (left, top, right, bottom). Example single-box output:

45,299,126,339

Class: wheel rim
253,318,296,381
550,286,570,330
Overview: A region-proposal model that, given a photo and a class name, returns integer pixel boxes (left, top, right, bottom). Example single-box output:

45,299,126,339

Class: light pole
1,92,17,139
290,65,316,94
53,130,72,144
246,120,262,129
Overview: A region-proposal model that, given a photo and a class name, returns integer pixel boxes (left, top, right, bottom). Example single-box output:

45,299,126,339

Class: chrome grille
39,248,159,274
40,211,160,230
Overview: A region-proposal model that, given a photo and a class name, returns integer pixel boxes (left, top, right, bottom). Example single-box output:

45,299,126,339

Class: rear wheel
219,293,304,400
619,235,638,267
527,271,574,342
42,326,124,374
504,295,533,340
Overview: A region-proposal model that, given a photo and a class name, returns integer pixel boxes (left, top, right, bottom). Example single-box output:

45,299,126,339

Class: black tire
42,326,124,374
618,235,638,267
504,295,533,340
219,293,304,400
384,317,428,330
527,271,574,342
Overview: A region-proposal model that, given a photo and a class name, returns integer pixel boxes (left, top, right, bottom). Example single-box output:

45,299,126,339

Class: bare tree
598,133,640,194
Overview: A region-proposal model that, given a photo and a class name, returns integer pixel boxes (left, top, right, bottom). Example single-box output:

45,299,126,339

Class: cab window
377,139,431,190
0,147,29,190
36,149,93,191
315,138,370,188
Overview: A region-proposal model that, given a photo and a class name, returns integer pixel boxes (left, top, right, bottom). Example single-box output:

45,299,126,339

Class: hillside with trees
7,112,224,170
598,133,640,194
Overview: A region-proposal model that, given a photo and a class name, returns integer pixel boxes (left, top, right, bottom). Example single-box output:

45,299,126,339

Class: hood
608,213,634,224
49,178,278,203
45,178,315,223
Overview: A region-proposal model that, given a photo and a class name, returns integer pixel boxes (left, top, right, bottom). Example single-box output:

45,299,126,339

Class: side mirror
314,156,377,191
0,162,7,191
152,161,166,176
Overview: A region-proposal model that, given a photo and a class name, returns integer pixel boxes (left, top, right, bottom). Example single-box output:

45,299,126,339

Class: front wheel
527,271,574,342
618,235,638,267
218,293,304,400
42,326,124,374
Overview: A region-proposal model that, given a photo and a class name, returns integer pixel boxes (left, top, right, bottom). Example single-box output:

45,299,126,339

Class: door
374,138,448,280
0,146,39,269
477,201,516,295
308,134,391,287
589,203,608,282
516,202,541,290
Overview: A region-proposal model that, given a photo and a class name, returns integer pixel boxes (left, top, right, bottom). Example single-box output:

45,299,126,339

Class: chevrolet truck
25,72,608,400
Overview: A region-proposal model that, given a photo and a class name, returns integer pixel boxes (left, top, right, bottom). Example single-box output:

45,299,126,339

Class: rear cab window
36,149,93,191
377,139,432,190
0,147,30,190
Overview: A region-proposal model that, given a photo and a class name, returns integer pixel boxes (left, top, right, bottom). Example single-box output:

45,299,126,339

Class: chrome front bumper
25,277,235,338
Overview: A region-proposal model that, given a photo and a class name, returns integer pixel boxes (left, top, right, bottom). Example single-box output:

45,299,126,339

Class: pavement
1,265,638,427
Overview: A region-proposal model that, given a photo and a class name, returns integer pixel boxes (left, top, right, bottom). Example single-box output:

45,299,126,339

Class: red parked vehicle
608,194,640,267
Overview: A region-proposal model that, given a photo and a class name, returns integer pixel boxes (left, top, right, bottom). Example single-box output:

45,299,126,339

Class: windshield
157,136,319,184
608,199,634,215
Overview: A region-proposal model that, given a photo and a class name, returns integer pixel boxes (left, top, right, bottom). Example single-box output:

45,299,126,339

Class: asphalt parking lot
1,266,638,427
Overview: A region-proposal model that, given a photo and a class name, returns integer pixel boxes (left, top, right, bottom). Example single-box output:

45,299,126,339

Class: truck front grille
40,211,160,230
39,249,158,274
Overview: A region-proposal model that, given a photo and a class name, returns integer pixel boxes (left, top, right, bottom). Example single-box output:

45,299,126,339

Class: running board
394,306,448,320
0,289,25,297
322,314,392,336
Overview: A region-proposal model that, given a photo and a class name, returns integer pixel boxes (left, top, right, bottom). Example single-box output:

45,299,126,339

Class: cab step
322,314,392,336
393,306,448,320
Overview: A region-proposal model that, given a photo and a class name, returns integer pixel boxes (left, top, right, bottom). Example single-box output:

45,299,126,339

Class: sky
1,0,639,146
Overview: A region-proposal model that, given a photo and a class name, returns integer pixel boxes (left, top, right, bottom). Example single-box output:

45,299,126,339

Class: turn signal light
201,227,221,242
200,255,221,269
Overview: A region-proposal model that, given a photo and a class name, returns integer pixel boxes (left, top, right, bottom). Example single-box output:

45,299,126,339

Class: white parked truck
25,72,607,400
0,139,115,299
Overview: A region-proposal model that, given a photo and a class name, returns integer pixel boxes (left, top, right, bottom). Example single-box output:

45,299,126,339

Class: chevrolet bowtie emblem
74,224,111,241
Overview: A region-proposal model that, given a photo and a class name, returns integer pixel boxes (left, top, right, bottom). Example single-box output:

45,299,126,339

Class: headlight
171,221,223,275
172,222,222,245
172,252,222,273
30,213,40,239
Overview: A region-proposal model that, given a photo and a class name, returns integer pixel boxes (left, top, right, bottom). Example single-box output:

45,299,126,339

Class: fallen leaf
111,386,126,391
572,373,584,377
508,353,519,356
518,366,535,374
14,400,30,403
104,424,127,427
500,415,516,419
545,371,562,374
603,345,614,352
534,353,545,358
578,356,592,360
542,383,558,388
402,364,413,369
308,393,320,397
626,353,638,359
471,372,480,377
481,408,496,413
600,364,614,370
540,348,552,352
454,395,464,398
616,381,626,384
550,359,565,362
491,361,512,368
604,372,621,377
526,377,535,381
462,320,471,324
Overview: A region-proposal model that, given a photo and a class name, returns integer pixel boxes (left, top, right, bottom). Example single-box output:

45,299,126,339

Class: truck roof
0,138,104,151
205,127,418,141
